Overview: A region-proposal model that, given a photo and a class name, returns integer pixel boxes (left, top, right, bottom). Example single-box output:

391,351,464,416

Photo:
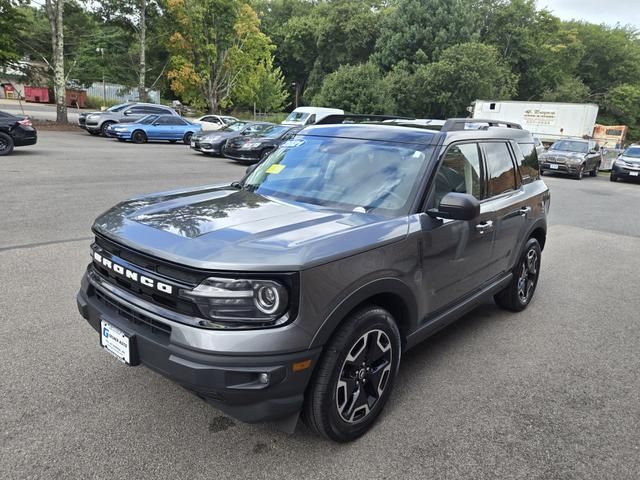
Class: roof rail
441,118,523,132
314,114,414,125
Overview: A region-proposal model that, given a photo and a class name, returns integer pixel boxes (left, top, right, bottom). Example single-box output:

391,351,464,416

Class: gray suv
79,102,179,136
77,117,550,441
538,138,602,179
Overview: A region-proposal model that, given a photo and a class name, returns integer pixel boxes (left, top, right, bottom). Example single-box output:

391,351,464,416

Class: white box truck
471,100,599,143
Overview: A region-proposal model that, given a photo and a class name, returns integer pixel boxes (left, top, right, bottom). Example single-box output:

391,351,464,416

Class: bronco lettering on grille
93,251,173,294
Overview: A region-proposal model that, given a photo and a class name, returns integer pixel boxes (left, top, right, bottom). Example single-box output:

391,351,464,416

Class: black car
222,125,303,164
0,111,37,156
190,121,273,156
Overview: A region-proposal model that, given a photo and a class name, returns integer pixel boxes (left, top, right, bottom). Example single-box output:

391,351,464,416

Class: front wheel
610,174,618,182
494,238,542,312
590,164,599,177
576,166,584,180
132,130,147,144
303,306,401,442
183,132,193,145
100,121,114,136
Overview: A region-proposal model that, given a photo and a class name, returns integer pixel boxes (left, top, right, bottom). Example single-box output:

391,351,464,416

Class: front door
421,142,497,314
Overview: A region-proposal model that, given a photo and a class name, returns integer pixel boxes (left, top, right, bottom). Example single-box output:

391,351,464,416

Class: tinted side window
127,106,146,114
482,142,516,197
434,143,482,206
147,106,171,114
515,142,539,184
165,116,186,125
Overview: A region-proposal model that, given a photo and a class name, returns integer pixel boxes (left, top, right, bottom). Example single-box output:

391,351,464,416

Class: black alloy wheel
303,306,401,442
132,130,147,144
183,132,193,144
495,238,542,312
0,132,14,156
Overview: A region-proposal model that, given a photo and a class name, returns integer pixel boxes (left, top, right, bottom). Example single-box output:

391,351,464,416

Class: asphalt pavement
1,132,639,479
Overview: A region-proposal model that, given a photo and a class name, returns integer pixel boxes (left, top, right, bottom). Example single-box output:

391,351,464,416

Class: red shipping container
25,86,50,103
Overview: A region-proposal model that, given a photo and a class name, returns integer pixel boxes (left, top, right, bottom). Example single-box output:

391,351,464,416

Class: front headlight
179,277,291,327
567,156,584,164
242,142,262,149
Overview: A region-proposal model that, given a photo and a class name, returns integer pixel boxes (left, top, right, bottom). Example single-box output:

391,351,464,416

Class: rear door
479,141,528,278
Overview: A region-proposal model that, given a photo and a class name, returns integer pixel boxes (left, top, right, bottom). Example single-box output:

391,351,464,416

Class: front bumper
192,140,222,155
611,163,640,179
223,147,261,163
106,129,132,139
13,127,37,146
540,161,583,175
76,269,320,423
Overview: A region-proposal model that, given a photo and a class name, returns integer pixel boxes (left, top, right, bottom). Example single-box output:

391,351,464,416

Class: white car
193,115,238,131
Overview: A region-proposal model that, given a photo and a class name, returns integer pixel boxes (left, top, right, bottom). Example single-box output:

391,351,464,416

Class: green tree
312,62,392,114
0,0,25,66
541,77,590,103
412,42,517,118
373,0,481,70
235,57,289,112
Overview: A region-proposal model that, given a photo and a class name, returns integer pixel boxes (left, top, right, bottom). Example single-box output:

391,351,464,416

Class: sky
538,0,640,28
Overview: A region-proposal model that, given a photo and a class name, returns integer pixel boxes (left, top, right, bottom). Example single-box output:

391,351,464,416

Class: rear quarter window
515,142,540,184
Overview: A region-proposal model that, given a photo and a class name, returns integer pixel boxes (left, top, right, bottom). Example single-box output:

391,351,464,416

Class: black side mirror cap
427,192,480,221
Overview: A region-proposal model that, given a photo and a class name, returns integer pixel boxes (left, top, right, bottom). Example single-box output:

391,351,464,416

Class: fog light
259,373,270,384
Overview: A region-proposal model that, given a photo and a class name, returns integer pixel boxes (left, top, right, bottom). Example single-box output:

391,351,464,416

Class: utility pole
292,82,299,108
96,47,106,109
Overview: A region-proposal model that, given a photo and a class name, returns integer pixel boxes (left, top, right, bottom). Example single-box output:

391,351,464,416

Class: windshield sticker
266,164,286,174
281,139,305,148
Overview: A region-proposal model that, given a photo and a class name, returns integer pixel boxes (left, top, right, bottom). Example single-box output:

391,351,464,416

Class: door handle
519,206,532,216
475,220,494,234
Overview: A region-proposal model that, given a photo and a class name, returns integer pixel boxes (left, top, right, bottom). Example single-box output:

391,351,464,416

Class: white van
282,107,344,126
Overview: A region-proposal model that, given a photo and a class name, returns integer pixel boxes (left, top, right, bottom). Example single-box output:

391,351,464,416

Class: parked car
538,138,601,179
610,144,640,182
222,125,303,164
106,114,200,144
0,110,37,156
192,114,238,131
190,121,273,156
80,103,180,136
77,116,549,442
281,106,344,126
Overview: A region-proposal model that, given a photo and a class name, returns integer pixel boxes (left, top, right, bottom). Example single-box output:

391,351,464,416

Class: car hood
543,150,585,158
93,185,409,271
619,155,640,165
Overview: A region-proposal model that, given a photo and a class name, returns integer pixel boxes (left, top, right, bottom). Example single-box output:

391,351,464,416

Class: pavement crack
0,236,93,252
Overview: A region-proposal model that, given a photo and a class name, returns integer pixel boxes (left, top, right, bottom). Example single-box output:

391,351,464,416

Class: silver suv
78,102,179,136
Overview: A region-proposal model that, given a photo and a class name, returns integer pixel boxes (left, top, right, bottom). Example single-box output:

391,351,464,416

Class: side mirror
245,164,258,175
427,192,480,221
589,149,597,154
123,110,133,116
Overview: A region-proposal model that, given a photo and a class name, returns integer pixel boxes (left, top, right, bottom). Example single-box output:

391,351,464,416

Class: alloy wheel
517,247,539,304
0,137,7,151
336,329,393,424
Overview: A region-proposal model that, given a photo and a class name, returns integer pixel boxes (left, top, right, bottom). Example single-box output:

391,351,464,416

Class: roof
298,124,437,145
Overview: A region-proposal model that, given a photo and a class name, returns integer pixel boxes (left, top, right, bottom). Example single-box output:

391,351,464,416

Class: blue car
106,114,201,144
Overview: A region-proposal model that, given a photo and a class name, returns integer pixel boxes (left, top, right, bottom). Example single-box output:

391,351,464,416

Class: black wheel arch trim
309,277,418,350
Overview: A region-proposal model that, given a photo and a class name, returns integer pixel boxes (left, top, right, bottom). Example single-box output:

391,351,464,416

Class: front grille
95,289,171,337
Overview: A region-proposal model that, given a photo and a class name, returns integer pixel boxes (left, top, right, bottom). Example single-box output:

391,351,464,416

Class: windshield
623,146,640,158
284,112,309,123
134,114,159,125
259,125,291,138
107,103,130,112
222,117,237,124
222,122,248,132
243,136,432,214
550,140,589,153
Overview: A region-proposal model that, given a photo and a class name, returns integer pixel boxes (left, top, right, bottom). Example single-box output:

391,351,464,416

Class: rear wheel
0,132,14,156
132,130,147,144
303,306,401,442
494,238,542,312
100,121,114,136
590,163,599,177
183,132,193,145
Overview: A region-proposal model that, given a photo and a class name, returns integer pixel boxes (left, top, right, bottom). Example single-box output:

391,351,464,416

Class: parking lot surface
1,132,639,479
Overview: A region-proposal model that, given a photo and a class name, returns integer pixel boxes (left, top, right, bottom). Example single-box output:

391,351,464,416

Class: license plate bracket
100,320,138,365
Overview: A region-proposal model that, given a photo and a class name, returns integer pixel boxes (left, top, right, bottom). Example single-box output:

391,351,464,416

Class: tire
132,130,147,144
303,306,401,442
590,163,599,177
610,175,618,182
576,166,584,180
494,238,542,312
100,121,114,136
0,132,14,156
183,132,193,145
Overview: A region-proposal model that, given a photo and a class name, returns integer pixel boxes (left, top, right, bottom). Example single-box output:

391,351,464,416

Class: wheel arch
309,278,418,351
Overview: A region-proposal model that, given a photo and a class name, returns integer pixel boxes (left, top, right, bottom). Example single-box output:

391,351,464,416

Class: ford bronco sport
77,117,550,442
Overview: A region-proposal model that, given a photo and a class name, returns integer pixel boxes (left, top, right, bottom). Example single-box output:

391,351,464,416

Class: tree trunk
45,0,67,123
138,0,147,102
